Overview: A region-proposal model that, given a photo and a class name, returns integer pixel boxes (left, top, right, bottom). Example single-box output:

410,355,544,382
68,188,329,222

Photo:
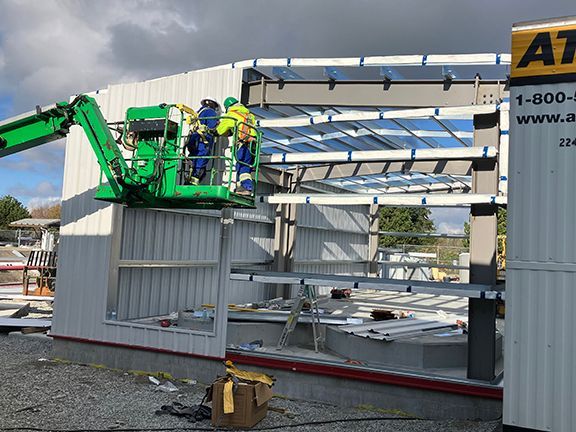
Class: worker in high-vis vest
216,96,257,195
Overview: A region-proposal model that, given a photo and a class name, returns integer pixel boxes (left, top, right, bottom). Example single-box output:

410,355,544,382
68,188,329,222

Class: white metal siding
53,68,247,358
505,82,576,431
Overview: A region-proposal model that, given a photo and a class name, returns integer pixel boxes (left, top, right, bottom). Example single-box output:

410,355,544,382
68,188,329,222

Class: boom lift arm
0,95,140,199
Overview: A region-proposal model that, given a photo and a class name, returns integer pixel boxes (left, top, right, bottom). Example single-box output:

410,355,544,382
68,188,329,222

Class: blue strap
496,54,501,65
500,175,508,181
359,57,365,66
411,148,416,160
422,55,428,65
501,130,509,135
373,196,378,204
347,151,353,162
328,115,332,122
306,196,311,204
490,196,496,204
309,117,315,125
482,146,489,158
434,108,440,116
287,58,292,67
231,62,236,69
256,120,261,127
496,103,501,111
421,197,427,205
282,153,287,163
379,112,384,120
253,59,258,67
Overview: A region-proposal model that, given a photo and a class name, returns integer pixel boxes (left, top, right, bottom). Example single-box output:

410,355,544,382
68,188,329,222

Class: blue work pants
236,143,254,191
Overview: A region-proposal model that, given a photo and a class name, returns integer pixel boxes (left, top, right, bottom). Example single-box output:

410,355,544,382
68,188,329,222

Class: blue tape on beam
434,108,440,116
287,58,292,67
347,151,353,162
300,279,305,285
496,103,501,111
256,120,261,127
422,55,428,65
259,196,265,203
500,175,508,181
249,274,254,282
359,57,365,66
482,146,489,158
353,282,359,289
328,115,332,122
496,54,501,65
411,148,416,160
253,59,258,67
421,197,427,205
306,196,311,204
379,112,384,120
501,130,509,135
309,117,315,125
480,291,486,299
231,62,236,69
406,286,412,293
373,196,378,204
490,196,496,204
282,153,287,163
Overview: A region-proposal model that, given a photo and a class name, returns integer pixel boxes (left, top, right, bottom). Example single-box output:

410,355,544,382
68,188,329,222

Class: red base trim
52,334,503,400
227,352,502,400
0,265,24,271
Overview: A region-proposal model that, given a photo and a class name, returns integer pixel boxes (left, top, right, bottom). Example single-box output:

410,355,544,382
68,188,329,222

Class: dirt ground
0,333,503,432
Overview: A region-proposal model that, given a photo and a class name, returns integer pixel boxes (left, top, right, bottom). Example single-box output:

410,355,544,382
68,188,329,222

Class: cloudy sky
0,0,573,229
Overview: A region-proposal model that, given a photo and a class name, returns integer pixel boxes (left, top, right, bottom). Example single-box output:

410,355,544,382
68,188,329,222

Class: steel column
467,111,500,381
368,204,380,277
273,171,299,298
214,208,234,355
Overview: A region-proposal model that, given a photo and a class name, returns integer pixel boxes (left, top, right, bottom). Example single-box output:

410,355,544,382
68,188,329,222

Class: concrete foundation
53,337,502,421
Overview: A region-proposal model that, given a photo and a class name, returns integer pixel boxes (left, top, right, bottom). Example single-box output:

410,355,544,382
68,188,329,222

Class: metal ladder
276,285,323,352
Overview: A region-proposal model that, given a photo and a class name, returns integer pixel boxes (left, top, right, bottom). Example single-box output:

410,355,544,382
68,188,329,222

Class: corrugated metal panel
53,68,247,358
505,81,576,431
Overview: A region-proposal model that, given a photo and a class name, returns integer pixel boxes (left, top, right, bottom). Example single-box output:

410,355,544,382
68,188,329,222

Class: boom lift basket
96,103,262,210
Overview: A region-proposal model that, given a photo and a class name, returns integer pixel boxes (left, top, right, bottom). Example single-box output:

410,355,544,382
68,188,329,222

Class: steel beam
467,111,500,381
230,270,504,300
379,231,467,239
292,160,474,182
259,166,292,188
260,146,496,165
243,80,508,108
261,193,506,206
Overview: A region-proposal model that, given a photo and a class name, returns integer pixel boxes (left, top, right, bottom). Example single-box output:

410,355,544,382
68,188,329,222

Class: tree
0,195,30,229
378,207,435,248
30,203,61,219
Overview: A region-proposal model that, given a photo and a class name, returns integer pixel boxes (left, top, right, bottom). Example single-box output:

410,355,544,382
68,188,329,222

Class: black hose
0,416,427,432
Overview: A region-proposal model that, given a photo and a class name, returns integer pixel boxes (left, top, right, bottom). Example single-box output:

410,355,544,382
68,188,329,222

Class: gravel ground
0,334,501,432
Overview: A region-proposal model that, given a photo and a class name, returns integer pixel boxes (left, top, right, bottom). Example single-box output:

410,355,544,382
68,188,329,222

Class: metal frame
243,80,508,108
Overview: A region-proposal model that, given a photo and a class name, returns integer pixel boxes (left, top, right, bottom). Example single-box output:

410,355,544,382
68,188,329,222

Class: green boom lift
0,95,262,209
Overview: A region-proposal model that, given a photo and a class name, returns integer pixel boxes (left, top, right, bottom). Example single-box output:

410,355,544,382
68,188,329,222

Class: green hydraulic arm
0,94,262,209
0,95,149,201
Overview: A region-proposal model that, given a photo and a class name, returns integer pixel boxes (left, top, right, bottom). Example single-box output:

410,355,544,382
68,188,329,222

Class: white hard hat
200,96,220,109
